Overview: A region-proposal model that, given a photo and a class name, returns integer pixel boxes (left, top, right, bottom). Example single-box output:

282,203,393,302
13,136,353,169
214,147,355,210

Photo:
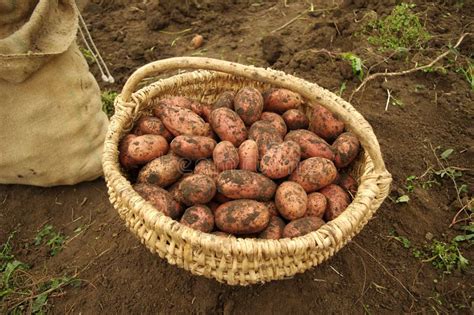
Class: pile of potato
119,87,360,239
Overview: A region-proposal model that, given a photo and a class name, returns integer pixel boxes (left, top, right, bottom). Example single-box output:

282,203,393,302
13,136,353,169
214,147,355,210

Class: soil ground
1,0,473,314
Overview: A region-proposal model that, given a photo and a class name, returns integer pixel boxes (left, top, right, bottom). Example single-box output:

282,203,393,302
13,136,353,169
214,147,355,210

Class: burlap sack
0,0,109,186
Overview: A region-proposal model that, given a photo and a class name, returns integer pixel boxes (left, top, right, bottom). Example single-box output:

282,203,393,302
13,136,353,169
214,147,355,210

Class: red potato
133,116,173,141
234,87,264,125
289,157,338,193
332,132,361,168
137,154,184,187
305,192,327,218
260,112,287,138
168,174,192,205
180,205,214,232
320,184,351,221
308,104,345,142
260,141,301,179
200,103,213,122
248,120,283,157
194,159,219,183
283,216,325,238
213,141,239,171
170,135,216,160
285,129,334,160
210,108,248,147
215,199,270,234
212,91,235,110
127,134,169,165
179,174,216,206
275,181,308,220
155,96,204,118
263,88,303,113
133,183,183,219
262,201,279,216
258,216,285,239
282,109,309,130
216,170,277,201
238,140,258,172
119,134,138,169
337,173,358,196
156,104,211,137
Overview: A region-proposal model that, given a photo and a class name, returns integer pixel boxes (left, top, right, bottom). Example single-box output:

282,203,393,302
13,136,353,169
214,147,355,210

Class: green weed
341,53,364,80
34,225,65,256
456,61,474,91
101,90,117,118
422,240,469,273
80,47,95,64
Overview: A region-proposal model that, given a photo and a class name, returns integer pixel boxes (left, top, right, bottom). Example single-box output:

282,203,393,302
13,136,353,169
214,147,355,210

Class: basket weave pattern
102,57,392,285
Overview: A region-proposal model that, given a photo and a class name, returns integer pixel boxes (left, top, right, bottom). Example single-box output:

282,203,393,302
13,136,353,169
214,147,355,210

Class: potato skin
180,205,214,233
210,108,248,147
213,141,240,171
283,216,325,238
127,135,169,165
309,104,345,142
248,120,283,157
133,183,183,219
282,109,309,130
179,174,216,206
234,87,264,125
156,104,211,137
337,173,358,196
320,184,351,221
263,88,303,113
305,192,327,218
133,116,173,141
170,135,216,160
289,157,338,193
260,112,287,138
212,91,234,110
215,199,270,234
238,140,259,172
262,201,279,216
285,129,334,160
194,159,219,183
258,216,285,239
119,134,138,169
260,141,301,179
332,132,360,168
216,170,277,201
156,96,204,117
275,181,308,220
137,154,184,187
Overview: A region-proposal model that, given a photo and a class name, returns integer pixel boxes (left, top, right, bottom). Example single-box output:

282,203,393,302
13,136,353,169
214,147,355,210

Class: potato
305,192,327,218
133,183,182,219
282,216,325,238
170,135,216,160
275,181,307,220
210,108,248,147
215,199,270,234
200,103,213,122
332,132,360,168
213,141,239,171
282,109,309,130
133,116,173,141
137,154,184,187
234,87,264,125
216,170,277,201
320,184,351,221
238,140,258,172
260,141,301,179
156,96,204,118
127,134,169,165
289,157,338,193
156,104,211,137
180,205,214,233
207,201,220,213
262,201,279,216
263,88,303,113
248,120,283,157
260,112,287,138
337,173,358,196
308,104,345,142
213,192,232,204
285,129,334,160
212,91,234,110
179,174,216,206
168,173,192,204
119,134,138,169
194,159,219,182
258,216,285,239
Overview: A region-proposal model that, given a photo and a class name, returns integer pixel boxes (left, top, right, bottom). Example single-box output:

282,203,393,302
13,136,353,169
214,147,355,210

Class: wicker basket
102,57,392,285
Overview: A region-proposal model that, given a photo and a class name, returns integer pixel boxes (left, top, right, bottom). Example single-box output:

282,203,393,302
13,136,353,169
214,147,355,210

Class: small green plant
405,175,417,193
395,194,410,204
453,224,474,244
34,225,65,256
337,81,347,97
80,47,95,64
388,230,411,248
341,53,364,80
422,240,469,273
456,61,474,91
101,90,117,118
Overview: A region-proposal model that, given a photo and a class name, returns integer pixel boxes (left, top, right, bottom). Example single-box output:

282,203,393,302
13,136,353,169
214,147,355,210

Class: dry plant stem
349,33,471,101
450,200,473,227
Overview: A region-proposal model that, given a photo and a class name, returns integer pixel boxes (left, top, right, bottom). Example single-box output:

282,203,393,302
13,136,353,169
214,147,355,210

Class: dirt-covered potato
194,159,219,183
137,154,184,187
170,135,216,160
258,216,285,239
216,170,277,201
133,183,183,219
119,134,138,169
332,132,360,168
234,87,264,125
260,141,301,179
212,91,234,111
308,104,345,142
126,134,169,165
282,216,325,238
282,109,309,130
213,141,239,171
133,116,173,141
320,184,351,221
248,120,283,157
180,205,214,232
210,108,248,147
200,103,213,122
262,201,279,216
238,140,258,172
337,173,358,196
156,104,211,137
285,129,334,160
263,88,303,113
305,192,327,218
156,96,204,117
215,199,270,234
260,112,287,138
289,157,338,193
179,174,216,206
275,181,307,220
